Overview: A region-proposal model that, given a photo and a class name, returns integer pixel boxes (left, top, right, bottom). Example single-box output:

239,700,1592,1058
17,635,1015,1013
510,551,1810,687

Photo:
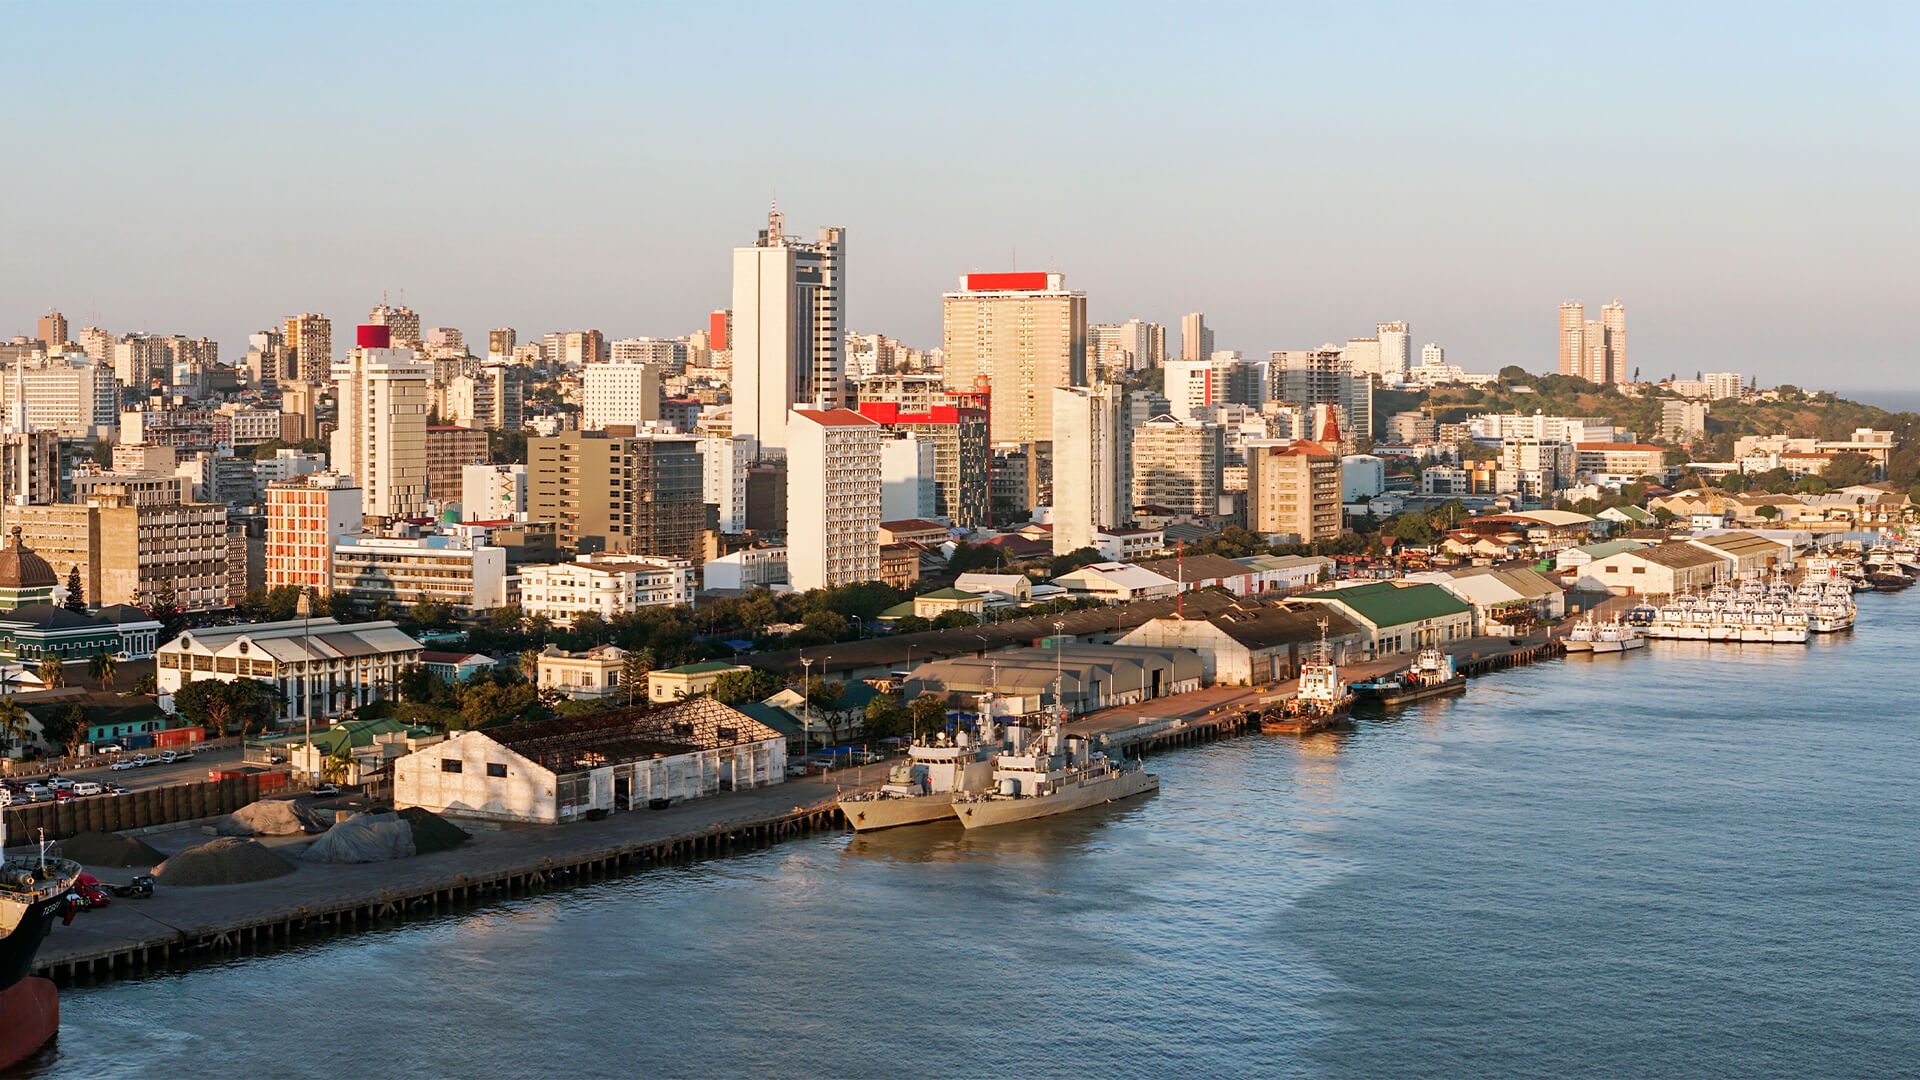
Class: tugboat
1586,620,1647,654
1262,621,1353,734
1354,647,1467,705
952,709,1157,830
1,815,83,1071
839,709,1002,831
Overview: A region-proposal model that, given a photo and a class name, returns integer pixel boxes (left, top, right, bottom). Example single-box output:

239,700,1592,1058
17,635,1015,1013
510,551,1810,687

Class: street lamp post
799,656,814,766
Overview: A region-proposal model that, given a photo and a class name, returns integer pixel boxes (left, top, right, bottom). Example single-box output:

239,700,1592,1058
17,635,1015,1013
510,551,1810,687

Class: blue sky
3,2,1916,389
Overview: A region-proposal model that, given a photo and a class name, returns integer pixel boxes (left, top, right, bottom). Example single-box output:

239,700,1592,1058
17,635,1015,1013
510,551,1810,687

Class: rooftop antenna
767,196,784,247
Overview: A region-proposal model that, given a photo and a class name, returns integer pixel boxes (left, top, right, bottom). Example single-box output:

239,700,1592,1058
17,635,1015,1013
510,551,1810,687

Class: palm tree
88,650,117,691
37,656,64,689
0,697,30,757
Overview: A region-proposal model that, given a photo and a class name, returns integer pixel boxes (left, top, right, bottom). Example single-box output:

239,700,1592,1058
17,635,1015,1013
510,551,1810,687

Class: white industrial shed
393,698,786,824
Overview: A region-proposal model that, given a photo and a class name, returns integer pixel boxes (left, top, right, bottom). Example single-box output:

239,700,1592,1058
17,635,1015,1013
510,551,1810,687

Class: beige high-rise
36,311,67,350
1558,300,1626,384
1245,440,1341,543
941,272,1086,447
285,313,333,384
330,343,430,520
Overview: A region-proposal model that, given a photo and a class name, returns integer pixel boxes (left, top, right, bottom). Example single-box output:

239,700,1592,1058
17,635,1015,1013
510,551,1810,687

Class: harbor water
19,593,1920,1079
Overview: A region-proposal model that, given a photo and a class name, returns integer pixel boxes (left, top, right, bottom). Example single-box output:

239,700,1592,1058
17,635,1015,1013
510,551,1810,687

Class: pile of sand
217,798,326,837
153,837,295,886
397,807,470,854
300,813,416,864
54,831,165,868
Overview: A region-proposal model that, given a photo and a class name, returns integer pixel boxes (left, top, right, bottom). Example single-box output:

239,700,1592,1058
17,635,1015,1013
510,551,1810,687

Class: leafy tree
321,742,354,785
146,579,186,641
36,657,63,688
0,697,30,756
90,439,113,468
1384,513,1437,545
946,541,1008,576
41,703,89,756
173,677,285,739
63,567,85,612
893,615,932,633
132,672,158,695
862,694,909,741
1652,507,1676,526
709,667,782,706
932,610,979,629
87,650,117,691
395,663,447,705
1756,504,1781,520
1821,452,1877,489
408,599,453,629
908,694,949,736
489,604,526,633
454,680,543,730
1048,546,1104,576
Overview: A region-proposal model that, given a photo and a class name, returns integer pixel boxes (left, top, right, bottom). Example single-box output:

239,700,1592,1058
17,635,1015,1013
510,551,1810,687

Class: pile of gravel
300,813,416,864
217,798,326,837
54,831,165,868
397,807,471,854
153,837,295,886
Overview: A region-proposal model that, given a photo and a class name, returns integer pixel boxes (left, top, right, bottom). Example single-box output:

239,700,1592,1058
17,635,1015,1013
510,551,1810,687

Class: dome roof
0,527,58,591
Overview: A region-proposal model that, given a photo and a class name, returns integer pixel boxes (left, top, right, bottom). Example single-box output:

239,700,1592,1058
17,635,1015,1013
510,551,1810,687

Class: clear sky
3,2,1916,389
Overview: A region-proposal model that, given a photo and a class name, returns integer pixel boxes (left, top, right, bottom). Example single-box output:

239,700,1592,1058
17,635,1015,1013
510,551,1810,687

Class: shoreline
33,635,1556,987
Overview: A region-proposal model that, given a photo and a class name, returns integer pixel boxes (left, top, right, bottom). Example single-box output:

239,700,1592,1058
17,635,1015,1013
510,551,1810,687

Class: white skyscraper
330,325,430,520
730,204,846,457
1376,322,1411,378
1051,385,1124,556
786,409,882,591
699,433,756,534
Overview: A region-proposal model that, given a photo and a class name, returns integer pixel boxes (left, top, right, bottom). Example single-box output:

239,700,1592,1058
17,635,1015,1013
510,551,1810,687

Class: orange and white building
265,473,364,594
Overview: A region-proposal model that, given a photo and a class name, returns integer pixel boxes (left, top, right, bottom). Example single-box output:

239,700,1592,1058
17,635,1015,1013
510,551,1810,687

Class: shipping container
154,727,205,748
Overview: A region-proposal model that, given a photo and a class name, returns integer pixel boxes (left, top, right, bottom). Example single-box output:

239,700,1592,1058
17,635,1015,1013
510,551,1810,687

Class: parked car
308,783,341,798
23,784,51,801
95,743,124,754
72,781,104,797
103,782,128,796
108,758,139,771
45,776,75,793
128,754,156,768
160,749,195,764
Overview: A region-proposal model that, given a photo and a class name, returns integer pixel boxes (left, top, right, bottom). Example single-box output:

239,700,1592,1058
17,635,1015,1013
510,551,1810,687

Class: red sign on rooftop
964,272,1049,292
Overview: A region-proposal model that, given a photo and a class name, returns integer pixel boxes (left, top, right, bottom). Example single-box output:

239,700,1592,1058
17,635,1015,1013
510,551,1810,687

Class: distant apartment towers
1559,300,1627,385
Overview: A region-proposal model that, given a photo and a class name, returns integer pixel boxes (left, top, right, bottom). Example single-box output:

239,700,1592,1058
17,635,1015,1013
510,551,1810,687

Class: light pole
799,656,813,766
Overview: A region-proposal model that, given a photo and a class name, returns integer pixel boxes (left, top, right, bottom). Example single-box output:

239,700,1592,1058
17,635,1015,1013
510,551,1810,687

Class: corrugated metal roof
1300,582,1473,627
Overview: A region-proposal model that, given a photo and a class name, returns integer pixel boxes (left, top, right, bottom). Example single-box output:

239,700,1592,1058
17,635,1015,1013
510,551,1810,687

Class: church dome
0,527,58,591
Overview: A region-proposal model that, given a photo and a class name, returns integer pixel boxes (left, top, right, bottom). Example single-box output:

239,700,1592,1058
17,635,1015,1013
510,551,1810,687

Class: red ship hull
0,976,58,1071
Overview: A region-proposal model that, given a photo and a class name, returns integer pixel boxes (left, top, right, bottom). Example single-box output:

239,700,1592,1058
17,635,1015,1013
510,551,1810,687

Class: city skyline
4,4,1916,390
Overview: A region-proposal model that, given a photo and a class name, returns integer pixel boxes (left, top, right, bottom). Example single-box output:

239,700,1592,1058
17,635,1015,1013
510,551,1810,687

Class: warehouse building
901,643,1201,717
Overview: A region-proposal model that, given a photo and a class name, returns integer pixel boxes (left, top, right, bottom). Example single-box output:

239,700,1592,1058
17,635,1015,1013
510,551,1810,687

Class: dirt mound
217,798,326,836
154,837,295,886
397,807,471,854
54,831,165,868
300,813,416,864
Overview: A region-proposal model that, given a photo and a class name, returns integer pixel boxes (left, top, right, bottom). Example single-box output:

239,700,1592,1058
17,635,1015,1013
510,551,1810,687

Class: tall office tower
731,206,847,456
79,326,112,364
284,313,333,384
1342,337,1382,378
330,324,430,520
1051,385,1124,556
1244,440,1341,543
528,429,705,559
1376,322,1411,378
786,409,882,591
940,271,1087,447
581,361,661,431
368,301,422,350
36,311,67,350
543,329,609,366
265,473,363,594
482,362,523,431
855,387,991,529
488,328,517,361
1273,348,1371,441
1601,302,1627,380
610,337,691,375
700,432,756,533
1131,416,1224,519
708,310,731,352
1147,323,1167,366
1180,312,1213,361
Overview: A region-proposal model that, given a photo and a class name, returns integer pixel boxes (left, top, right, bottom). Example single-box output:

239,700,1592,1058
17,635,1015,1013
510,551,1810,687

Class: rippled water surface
23,594,1920,1079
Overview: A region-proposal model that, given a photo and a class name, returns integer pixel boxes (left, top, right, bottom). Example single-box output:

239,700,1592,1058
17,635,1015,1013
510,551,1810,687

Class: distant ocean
1835,388,1920,414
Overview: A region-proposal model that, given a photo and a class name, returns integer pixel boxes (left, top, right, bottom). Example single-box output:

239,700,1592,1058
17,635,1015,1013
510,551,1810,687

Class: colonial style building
155,618,425,725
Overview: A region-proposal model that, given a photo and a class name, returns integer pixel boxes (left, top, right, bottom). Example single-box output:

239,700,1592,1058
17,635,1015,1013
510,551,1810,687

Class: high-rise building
610,337,690,376
581,361,661,431
265,473,364,594
425,426,489,504
368,301,422,350
708,310,731,352
1089,319,1156,377
1051,385,1125,556
79,326,113,365
330,324,430,520
1163,359,1231,420
1659,400,1710,443
1273,349,1372,442
940,271,1087,447
1421,342,1445,367
1703,371,1744,400
284,313,333,384
786,409,882,591
1558,300,1626,384
0,357,119,437
1342,337,1382,378
243,329,290,392
1376,322,1411,379
1245,440,1341,544
699,432,755,534
1131,416,1223,519
543,329,608,366
854,391,991,529
280,380,319,443
731,206,846,456
879,433,936,522
487,328,517,361
528,429,705,560
1180,312,1213,362
36,311,67,350
15,495,230,613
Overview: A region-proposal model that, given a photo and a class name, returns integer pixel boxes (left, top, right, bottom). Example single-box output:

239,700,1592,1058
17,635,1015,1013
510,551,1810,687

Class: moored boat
0,817,81,1071
1263,621,1352,733
952,713,1157,830
839,714,1002,831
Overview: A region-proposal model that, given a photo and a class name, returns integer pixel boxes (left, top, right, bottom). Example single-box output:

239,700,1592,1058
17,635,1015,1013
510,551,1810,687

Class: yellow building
940,272,1086,447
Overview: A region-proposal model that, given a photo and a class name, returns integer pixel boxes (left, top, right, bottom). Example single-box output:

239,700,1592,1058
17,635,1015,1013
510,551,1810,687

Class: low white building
1050,562,1181,603
155,618,425,725
333,532,508,615
519,554,695,625
1094,528,1164,562
461,463,527,521
393,698,786,824
703,546,788,591
953,572,1032,607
